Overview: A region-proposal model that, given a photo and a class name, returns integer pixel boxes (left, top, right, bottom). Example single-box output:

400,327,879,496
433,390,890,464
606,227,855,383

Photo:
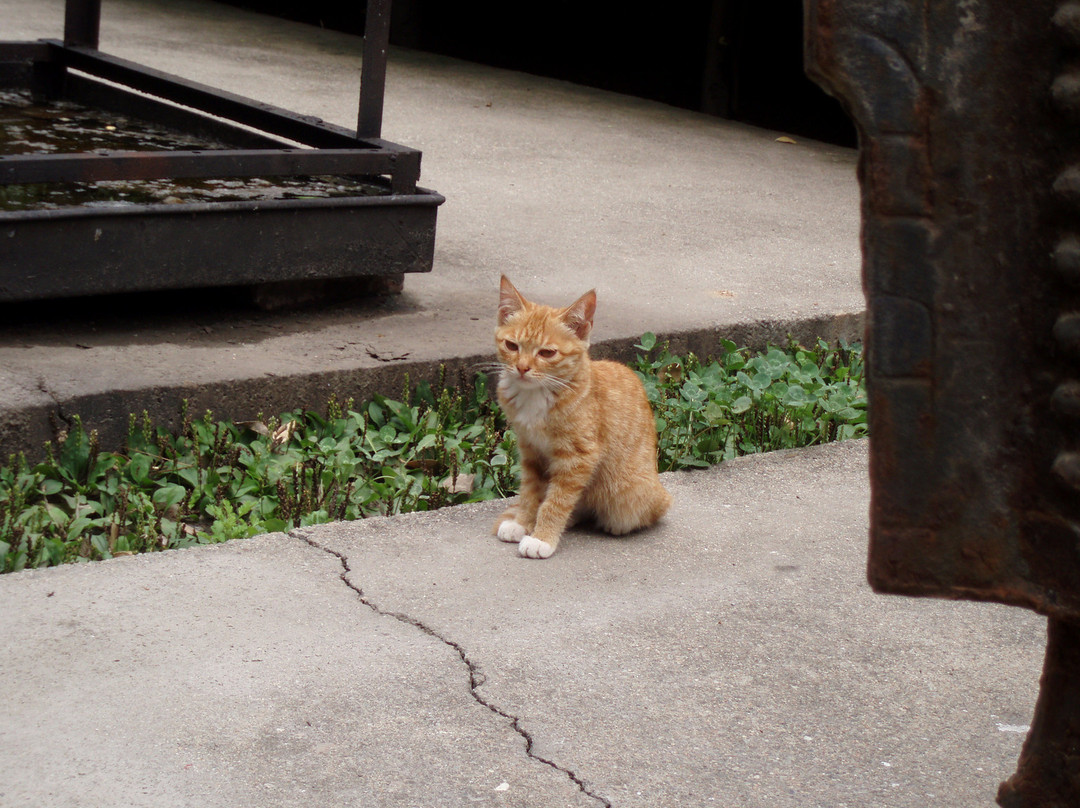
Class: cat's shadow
563,517,662,549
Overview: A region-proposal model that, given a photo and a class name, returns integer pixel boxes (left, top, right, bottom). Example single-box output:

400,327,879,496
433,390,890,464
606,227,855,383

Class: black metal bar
0,191,444,301
1,43,422,190
0,0,443,305
0,42,54,62
0,42,62,97
358,0,392,138
51,43,366,149
62,72,292,150
0,148,405,185
63,0,101,49
385,145,419,194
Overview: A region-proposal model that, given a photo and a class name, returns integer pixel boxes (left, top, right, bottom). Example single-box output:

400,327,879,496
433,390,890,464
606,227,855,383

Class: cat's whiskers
474,359,577,395
539,374,574,393
472,361,509,375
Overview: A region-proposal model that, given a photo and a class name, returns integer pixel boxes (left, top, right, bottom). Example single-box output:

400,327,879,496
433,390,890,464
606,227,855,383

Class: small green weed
0,373,516,573
633,333,866,471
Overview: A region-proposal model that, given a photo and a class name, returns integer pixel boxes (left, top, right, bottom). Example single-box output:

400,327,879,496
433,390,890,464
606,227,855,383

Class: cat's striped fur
493,276,671,558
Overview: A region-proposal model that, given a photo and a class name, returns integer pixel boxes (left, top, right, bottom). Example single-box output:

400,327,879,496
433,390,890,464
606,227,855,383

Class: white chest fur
499,375,556,432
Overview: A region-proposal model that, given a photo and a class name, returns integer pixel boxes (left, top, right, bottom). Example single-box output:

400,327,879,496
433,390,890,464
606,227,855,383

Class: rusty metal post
805,0,1080,803
999,618,1080,806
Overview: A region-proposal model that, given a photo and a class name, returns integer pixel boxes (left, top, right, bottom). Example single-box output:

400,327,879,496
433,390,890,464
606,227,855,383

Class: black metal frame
0,0,443,302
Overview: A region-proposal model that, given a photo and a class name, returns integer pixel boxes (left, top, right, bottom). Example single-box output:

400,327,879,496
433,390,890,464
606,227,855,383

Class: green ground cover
0,336,865,572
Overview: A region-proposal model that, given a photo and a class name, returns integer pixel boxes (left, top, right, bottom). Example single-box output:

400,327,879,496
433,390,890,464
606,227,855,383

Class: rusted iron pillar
805,0,1080,804
1000,618,1080,804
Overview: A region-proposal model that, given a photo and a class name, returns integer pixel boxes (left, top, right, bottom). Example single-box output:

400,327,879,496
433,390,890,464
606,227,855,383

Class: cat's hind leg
593,480,672,536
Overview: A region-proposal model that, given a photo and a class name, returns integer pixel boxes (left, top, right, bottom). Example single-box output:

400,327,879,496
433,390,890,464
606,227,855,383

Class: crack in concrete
292,528,612,808
35,377,72,434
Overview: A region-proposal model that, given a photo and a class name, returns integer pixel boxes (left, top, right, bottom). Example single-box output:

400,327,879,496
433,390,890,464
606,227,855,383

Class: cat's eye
538,348,557,359
504,340,519,352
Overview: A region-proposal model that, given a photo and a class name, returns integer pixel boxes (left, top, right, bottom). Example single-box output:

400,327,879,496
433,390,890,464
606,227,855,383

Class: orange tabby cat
493,275,672,558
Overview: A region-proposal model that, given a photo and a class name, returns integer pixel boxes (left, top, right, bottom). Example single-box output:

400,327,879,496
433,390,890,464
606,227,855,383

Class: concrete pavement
0,441,1047,807
0,1,1049,806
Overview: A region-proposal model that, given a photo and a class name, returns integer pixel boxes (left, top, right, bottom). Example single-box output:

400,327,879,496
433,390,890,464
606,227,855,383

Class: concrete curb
0,311,864,461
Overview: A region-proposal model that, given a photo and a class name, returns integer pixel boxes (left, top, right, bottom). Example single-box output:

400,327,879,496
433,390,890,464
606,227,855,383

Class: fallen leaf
709,289,736,299
775,136,797,144
658,362,684,385
440,473,475,494
271,420,298,449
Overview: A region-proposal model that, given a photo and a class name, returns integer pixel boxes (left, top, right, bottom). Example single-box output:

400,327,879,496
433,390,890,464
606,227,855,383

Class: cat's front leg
494,456,545,543
518,534,556,559
495,513,528,543
518,456,594,559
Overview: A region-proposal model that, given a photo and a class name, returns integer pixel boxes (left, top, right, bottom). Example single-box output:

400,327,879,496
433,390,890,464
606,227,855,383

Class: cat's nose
517,364,530,377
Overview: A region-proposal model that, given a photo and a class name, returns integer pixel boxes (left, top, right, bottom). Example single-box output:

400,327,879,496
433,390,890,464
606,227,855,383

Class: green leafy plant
0,338,866,573
632,333,866,471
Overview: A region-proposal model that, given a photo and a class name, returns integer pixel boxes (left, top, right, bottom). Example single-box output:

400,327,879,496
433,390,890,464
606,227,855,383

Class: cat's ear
563,289,597,342
498,275,528,324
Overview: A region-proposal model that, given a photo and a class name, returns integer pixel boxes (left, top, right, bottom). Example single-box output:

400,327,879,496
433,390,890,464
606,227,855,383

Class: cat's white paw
519,535,554,559
497,519,527,543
